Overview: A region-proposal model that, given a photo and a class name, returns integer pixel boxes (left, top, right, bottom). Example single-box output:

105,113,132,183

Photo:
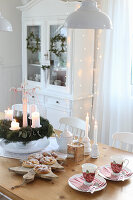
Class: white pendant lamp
0,12,13,32
65,0,112,29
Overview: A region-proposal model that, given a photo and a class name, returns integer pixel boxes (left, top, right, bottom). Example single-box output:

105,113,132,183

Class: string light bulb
67,36,71,44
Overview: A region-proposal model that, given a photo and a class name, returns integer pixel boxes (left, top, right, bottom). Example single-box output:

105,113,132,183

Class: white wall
0,0,22,111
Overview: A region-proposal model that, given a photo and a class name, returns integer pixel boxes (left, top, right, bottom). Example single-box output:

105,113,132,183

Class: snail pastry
34,164,51,174
22,160,35,168
51,152,58,158
28,158,39,165
28,153,43,161
42,151,58,159
42,152,52,157
39,156,56,165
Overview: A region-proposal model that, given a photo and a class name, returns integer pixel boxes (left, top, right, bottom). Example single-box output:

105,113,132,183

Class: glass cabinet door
27,26,41,82
49,25,67,87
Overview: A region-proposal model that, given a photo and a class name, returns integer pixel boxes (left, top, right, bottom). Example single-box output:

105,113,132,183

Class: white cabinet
18,0,94,129
45,96,71,110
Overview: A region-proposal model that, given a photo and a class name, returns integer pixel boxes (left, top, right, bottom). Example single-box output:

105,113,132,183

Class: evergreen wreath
26,32,40,54
49,34,67,57
41,65,51,70
0,116,54,144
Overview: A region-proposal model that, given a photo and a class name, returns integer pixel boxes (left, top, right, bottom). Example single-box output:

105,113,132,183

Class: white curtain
95,0,133,145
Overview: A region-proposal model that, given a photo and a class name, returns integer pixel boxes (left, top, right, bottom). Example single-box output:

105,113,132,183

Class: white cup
82,163,97,185
54,80,61,86
35,74,40,81
110,155,129,174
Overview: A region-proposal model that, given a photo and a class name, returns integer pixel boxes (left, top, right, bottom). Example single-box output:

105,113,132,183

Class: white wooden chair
12,104,30,117
112,132,133,152
59,117,87,139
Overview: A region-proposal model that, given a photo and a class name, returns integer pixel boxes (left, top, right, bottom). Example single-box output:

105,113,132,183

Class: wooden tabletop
0,143,133,200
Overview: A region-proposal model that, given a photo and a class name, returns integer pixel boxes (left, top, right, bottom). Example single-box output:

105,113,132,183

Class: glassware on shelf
49,25,67,87
27,25,41,82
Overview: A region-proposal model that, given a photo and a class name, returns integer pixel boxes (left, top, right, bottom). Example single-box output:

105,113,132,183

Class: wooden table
0,144,133,200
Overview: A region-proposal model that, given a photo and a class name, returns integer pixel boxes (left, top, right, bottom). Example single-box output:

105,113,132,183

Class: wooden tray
9,165,59,189
9,166,58,179
9,152,66,189
9,160,64,189
9,160,64,178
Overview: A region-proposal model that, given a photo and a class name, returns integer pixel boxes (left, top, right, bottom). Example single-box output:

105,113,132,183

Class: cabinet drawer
28,95,44,105
46,97,70,109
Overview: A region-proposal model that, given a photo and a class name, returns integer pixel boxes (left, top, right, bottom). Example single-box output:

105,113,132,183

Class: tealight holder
10,127,20,131
10,120,20,131
67,142,84,162
90,143,100,158
31,125,42,128
82,137,91,155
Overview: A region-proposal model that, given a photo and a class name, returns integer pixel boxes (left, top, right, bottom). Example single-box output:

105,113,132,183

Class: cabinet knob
56,101,59,104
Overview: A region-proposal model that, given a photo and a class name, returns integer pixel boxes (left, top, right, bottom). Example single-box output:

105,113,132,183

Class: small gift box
67,142,84,162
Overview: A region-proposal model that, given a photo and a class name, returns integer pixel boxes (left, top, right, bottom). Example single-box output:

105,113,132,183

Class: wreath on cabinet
0,116,54,144
49,34,67,57
26,32,40,54
41,65,51,70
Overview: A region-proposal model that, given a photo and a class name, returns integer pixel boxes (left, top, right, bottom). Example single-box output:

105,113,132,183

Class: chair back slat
131,146,133,153
119,142,123,150
125,144,129,152
112,139,115,148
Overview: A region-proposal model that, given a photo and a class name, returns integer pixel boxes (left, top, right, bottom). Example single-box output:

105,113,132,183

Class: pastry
34,164,51,174
51,152,58,158
42,151,58,158
28,153,43,161
39,156,56,165
42,152,52,157
28,158,39,165
22,160,35,168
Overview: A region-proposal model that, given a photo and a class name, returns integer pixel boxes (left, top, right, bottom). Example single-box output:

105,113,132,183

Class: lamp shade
65,0,112,29
0,12,13,32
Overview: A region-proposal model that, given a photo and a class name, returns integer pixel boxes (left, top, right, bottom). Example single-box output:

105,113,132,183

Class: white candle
85,113,89,138
29,104,37,119
32,112,40,128
94,121,98,144
10,119,20,131
23,96,27,127
5,108,13,121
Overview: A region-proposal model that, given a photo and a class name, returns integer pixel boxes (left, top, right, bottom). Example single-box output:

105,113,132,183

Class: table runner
0,137,60,160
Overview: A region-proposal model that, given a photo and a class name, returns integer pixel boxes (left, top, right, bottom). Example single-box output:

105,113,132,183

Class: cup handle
123,159,129,169
95,168,99,176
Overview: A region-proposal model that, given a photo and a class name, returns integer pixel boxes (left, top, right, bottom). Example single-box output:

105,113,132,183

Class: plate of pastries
9,151,65,182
